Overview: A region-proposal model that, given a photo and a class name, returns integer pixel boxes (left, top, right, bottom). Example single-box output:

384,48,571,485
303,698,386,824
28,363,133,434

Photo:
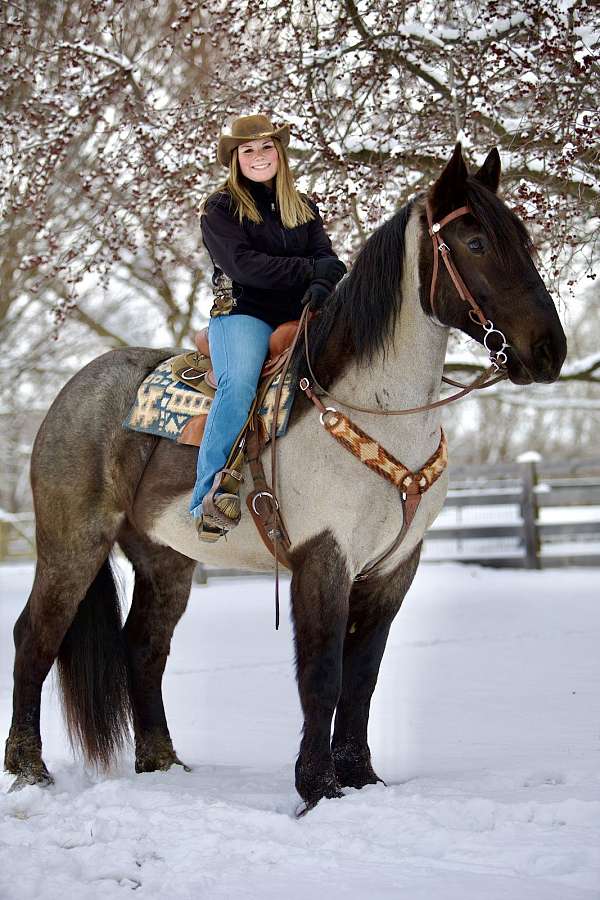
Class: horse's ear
473,148,501,193
429,143,469,218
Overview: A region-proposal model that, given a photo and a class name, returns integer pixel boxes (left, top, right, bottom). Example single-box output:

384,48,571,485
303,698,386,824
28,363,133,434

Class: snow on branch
445,354,600,384
393,12,532,47
478,392,600,411
560,352,600,381
58,40,134,72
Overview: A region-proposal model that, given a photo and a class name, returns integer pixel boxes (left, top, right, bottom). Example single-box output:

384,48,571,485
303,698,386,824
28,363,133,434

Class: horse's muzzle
506,328,567,385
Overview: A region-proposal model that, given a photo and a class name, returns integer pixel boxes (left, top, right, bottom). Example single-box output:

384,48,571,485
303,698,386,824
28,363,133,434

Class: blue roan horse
4,145,566,811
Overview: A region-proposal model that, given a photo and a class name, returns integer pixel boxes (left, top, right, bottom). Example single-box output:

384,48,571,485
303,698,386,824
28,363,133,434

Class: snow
1,561,599,899
517,451,542,463
60,41,133,72
465,13,530,43
391,13,531,47
562,351,600,379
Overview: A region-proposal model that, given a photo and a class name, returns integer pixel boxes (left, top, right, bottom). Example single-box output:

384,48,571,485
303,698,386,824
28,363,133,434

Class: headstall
425,200,509,372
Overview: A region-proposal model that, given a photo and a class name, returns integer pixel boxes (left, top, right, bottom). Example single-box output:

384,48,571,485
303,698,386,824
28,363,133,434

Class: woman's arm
201,195,314,290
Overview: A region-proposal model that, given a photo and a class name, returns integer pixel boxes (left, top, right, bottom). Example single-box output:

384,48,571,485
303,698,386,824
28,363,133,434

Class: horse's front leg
290,531,352,811
332,544,422,789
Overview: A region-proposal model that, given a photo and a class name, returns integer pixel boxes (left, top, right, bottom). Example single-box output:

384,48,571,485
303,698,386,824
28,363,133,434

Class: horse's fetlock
4,729,50,785
295,752,343,805
134,730,180,773
332,740,382,789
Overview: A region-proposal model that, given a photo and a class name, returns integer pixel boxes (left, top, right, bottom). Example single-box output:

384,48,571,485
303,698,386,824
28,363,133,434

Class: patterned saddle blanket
123,354,296,448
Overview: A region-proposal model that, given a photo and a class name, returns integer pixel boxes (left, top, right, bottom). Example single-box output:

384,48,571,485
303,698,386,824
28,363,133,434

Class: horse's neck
333,209,449,470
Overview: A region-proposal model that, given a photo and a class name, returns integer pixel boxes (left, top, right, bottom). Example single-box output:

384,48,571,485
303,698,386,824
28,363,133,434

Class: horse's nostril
533,338,554,370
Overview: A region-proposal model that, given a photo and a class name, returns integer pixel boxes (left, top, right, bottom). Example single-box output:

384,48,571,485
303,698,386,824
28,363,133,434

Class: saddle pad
123,356,296,447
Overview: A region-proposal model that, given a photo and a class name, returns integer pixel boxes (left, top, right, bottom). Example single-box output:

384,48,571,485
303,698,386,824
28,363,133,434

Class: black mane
294,200,414,377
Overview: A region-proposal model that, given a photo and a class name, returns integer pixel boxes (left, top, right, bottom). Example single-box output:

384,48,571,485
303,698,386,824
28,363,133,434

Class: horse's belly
142,493,279,571
130,419,449,577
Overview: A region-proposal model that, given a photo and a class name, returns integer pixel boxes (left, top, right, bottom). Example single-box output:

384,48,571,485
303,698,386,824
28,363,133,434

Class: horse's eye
468,238,484,252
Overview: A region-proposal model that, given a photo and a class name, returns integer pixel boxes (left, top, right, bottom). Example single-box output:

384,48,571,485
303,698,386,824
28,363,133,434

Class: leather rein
263,200,511,626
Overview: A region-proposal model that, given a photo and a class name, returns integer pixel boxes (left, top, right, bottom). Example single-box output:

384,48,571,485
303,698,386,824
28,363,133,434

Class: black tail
57,556,132,769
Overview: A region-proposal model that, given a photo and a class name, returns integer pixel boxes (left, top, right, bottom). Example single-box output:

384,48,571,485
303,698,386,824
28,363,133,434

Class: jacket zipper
271,200,287,249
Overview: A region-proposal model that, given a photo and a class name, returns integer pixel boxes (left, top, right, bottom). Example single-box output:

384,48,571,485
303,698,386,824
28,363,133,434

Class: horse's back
31,347,182,526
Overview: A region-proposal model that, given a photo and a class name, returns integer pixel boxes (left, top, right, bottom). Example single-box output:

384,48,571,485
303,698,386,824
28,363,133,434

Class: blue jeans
189,314,273,518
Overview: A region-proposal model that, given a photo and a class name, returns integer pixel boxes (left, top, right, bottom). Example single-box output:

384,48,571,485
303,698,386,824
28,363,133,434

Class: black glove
301,279,333,310
312,256,347,286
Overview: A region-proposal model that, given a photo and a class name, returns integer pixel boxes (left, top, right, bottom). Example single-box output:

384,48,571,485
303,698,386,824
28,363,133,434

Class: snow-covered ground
1,560,599,899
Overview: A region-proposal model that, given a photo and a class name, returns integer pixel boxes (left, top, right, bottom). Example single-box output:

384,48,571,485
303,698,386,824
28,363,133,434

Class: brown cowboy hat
217,114,290,167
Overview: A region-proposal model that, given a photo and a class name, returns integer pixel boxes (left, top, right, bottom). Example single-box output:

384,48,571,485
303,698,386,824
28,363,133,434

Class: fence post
518,452,541,569
194,563,208,585
0,521,7,561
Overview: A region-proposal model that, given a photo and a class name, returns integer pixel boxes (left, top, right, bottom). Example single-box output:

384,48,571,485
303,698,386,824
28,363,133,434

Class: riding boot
195,469,243,541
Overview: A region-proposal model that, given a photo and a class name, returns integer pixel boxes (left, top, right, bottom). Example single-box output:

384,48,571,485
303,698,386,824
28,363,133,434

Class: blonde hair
203,138,315,229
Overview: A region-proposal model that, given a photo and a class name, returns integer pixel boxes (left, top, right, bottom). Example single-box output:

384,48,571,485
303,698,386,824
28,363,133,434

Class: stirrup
201,469,243,530
202,491,241,529
194,516,227,543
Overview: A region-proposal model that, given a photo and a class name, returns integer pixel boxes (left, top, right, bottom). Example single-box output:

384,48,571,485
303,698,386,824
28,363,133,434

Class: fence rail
0,515,36,562
422,455,600,569
2,456,599,573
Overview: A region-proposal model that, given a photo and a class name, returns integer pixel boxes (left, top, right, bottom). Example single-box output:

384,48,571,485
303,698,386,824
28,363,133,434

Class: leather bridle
426,199,510,373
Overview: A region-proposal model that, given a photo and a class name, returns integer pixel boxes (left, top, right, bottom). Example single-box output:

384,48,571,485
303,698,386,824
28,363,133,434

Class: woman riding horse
190,114,346,539
3,142,567,806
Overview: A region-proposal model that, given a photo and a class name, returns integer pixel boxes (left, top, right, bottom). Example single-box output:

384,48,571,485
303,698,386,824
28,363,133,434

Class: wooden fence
0,514,36,562
1,456,599,572
422,455,600,568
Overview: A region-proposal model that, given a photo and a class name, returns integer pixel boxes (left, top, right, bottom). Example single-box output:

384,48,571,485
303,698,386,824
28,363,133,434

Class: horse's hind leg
332,544,422,789
289,531,352,810
5,541,113,788
117,522,195,773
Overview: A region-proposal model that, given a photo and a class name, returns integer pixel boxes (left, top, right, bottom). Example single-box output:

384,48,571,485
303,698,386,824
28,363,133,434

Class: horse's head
420,144,567,384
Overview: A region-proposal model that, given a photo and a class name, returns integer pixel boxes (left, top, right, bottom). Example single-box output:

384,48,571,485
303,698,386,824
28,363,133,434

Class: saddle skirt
122,320,299,449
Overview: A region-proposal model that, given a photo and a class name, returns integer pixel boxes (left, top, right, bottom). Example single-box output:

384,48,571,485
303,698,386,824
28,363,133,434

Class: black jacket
200,179,341,328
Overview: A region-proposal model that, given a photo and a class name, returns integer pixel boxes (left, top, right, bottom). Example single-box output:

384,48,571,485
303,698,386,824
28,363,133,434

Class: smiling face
236,138,279,186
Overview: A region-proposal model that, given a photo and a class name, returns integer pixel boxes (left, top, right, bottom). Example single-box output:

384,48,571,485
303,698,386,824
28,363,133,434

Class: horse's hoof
295,799,316,818
332,745,386,789
295,757,344,811
295,788,344,818
8,769,54,792
135,751,191,774
337,769,386,790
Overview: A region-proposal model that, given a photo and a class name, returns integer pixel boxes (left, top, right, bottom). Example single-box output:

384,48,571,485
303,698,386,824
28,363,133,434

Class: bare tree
0,0,598,509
